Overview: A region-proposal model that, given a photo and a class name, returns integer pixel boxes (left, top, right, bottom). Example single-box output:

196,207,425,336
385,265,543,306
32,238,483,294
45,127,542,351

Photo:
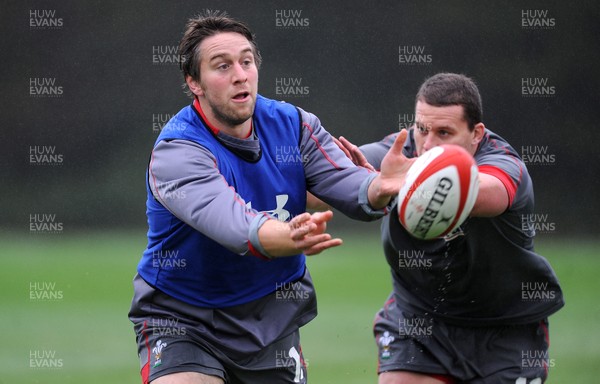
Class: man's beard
208,97,255,128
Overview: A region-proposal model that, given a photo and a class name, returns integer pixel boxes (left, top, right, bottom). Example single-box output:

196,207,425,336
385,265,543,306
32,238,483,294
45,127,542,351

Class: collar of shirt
193,98,261,162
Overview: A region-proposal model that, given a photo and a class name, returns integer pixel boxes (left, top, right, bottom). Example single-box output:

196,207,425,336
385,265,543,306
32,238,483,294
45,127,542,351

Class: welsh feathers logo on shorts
152,339,167,368
378,331,395,360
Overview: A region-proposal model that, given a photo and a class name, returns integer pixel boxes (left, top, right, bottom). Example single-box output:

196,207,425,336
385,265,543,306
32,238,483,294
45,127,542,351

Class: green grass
1,232,598,383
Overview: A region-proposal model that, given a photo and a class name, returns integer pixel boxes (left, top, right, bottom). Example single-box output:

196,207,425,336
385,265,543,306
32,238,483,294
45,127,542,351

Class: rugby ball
397,145,479,240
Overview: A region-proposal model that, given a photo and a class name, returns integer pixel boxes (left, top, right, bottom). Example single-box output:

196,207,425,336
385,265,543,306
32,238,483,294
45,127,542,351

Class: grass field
2,231,599,383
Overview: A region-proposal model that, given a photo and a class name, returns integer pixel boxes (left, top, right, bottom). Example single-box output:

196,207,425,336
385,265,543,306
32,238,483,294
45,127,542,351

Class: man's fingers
288,210,341,255
310,210,334,224
303,238,343,256
290,211,332,241
338,137,358,160
389,129,408,156
338,136,376,171
290,222,317,241
288,212,312,229
333,137,352,159
293,233,333,253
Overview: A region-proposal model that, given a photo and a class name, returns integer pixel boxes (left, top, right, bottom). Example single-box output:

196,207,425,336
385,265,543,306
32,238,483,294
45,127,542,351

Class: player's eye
416,125,428,134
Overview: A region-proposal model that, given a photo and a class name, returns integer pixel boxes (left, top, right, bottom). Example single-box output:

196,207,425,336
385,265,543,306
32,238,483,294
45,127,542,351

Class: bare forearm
257,219,304,257
470,173,509,217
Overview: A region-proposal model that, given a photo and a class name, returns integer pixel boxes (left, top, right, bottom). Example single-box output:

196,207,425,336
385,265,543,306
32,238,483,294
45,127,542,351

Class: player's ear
472,123,485,145
186,76,204,97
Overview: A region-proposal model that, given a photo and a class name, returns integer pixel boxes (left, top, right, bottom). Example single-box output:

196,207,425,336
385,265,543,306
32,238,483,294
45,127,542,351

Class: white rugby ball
397,144,479,240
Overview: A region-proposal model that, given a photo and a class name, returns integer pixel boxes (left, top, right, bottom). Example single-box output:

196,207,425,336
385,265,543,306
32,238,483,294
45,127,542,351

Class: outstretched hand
288,210,342,256
379,129,414,194
367,129,415,209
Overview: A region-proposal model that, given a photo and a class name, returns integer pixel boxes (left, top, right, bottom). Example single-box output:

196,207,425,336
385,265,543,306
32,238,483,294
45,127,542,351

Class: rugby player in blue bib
128,11,412,384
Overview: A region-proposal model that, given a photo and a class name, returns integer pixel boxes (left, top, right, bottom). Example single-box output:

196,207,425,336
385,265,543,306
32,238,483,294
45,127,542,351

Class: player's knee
379,371,448,384
151,371,224,384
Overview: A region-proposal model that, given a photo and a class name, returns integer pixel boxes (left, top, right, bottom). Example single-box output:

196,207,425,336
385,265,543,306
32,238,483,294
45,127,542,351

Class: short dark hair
178,11,262,97
415,73,483,130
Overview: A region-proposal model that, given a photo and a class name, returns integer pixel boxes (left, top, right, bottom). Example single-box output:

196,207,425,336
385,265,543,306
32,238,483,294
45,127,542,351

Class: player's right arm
258,210,342,256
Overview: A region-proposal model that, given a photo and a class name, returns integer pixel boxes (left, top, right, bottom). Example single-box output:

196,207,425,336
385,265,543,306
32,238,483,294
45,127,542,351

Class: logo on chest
247,194,291,221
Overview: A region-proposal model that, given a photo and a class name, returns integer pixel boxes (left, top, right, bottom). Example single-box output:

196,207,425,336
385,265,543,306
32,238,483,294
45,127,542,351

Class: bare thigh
379,371,448,384
151,371,224,384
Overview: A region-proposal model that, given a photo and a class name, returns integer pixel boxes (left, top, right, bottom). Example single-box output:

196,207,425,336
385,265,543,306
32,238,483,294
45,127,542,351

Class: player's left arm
471,172,510,217
471,144,523,217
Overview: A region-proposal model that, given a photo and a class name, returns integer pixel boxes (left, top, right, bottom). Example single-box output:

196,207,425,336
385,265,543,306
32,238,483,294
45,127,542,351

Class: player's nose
422,135,438,152
231,63,248,83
